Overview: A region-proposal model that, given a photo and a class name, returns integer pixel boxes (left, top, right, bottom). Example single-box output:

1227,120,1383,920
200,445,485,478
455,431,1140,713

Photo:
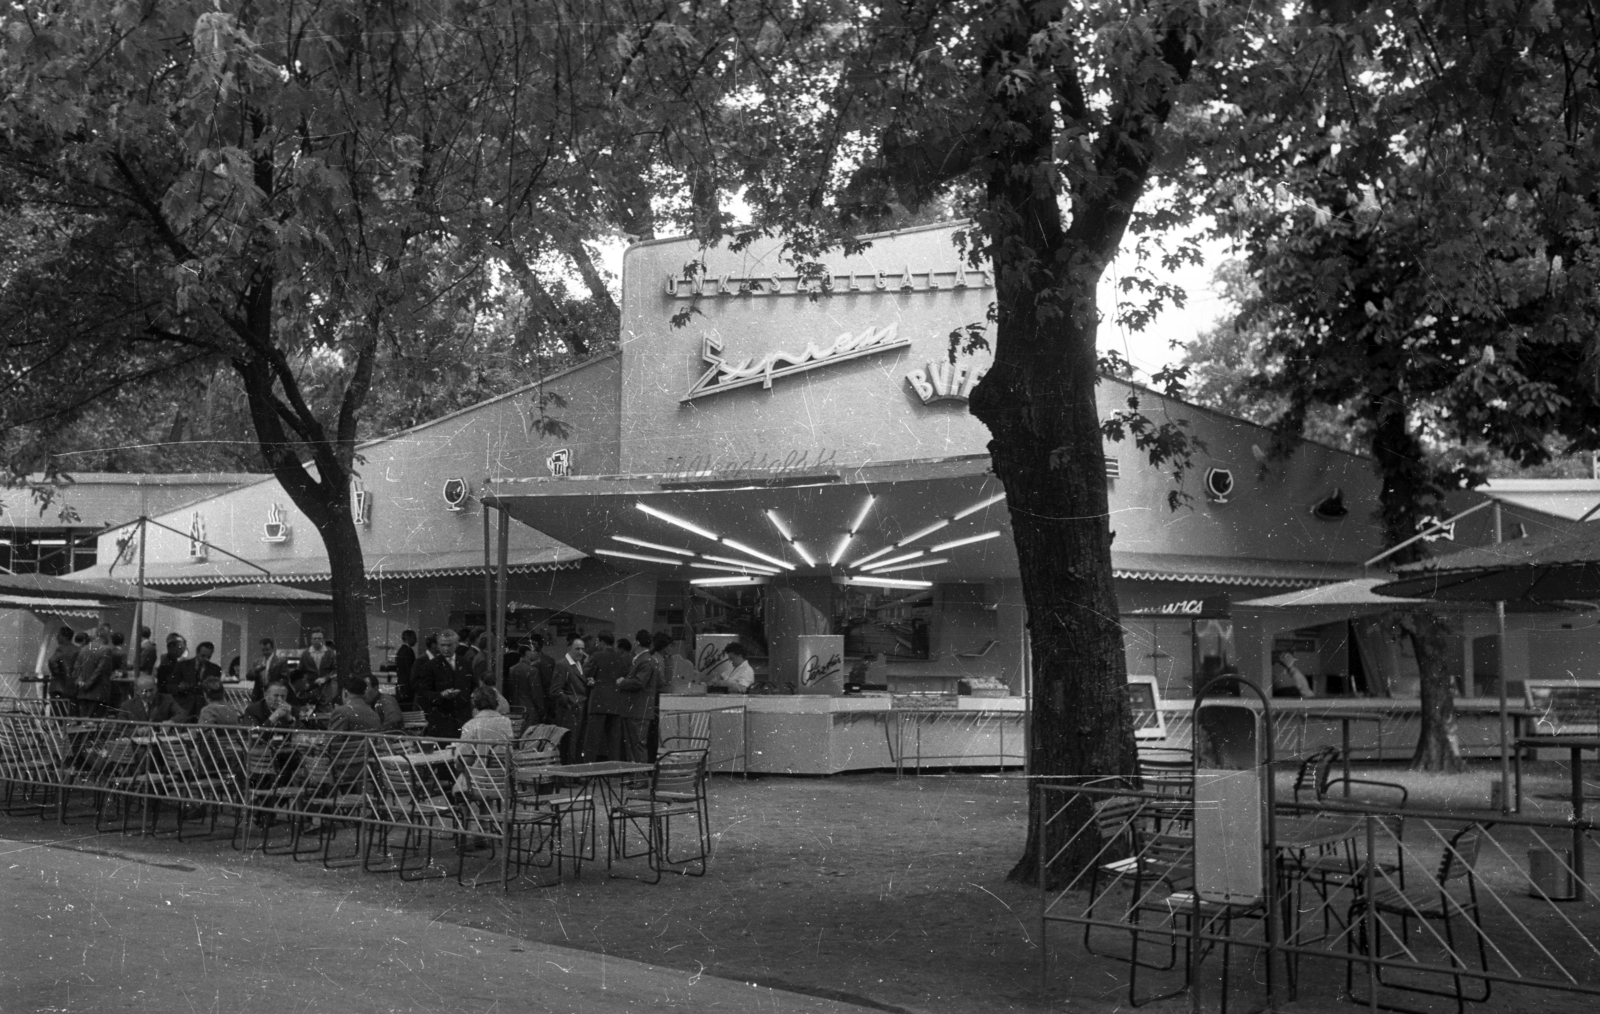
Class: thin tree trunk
1407,610,1464,771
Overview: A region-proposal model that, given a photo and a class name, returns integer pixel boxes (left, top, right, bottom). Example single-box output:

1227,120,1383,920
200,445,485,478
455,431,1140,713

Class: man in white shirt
712,643,756,692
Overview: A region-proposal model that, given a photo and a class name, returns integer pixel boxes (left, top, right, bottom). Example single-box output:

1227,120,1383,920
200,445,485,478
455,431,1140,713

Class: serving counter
659,694,1026,775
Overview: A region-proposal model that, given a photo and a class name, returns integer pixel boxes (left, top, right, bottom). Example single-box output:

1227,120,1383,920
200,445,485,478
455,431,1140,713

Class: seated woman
196,678,244,725
458,686,514,764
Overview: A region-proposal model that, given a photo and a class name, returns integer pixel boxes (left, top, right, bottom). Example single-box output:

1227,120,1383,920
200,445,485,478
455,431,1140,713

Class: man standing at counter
582,632,630,761
549,637,588,762
415,627,476,738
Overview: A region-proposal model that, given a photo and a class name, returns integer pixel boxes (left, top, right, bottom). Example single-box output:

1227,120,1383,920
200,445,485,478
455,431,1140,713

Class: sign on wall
665,263,993,298
546,448,573,477
682,324,910,402
260,503,290,543
187,512,208,560
442,477,469,512
905,359,989,405
350,477,371,527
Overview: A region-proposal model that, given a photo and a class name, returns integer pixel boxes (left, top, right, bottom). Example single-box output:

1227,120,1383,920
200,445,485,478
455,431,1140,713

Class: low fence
1155,702,1531,762
0,707,724,890
1036,779,1600,1013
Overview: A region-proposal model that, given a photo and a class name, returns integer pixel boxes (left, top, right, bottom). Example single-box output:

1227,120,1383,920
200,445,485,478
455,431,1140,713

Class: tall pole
496,508,510,686
482,495,494,661
1495,500,1511,813
130,517,147,681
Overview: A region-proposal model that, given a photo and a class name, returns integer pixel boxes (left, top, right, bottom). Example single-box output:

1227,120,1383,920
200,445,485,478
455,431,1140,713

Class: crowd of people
42,620,681,766
394,626,676,765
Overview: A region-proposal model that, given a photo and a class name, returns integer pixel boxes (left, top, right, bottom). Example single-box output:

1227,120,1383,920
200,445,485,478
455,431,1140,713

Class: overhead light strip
839,576,933,590
929,530,1002,553
871,557,949,574
594,548,685,566
690,561,780,575
690,575,770,587
953,491,1008,521
765,510,817,567
612,535,695,557
858,549,926,572
636,501,794,571
828,495,877,567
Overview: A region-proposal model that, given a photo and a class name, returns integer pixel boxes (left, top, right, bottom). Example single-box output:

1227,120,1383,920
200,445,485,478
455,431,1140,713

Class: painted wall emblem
350,477,371,527
260,503,291,543
905,359,989,404
442,477,469,511
546,448,573,477
665,263,992,298
682,323,910,402
187,512,208,560
1204,467,1235,504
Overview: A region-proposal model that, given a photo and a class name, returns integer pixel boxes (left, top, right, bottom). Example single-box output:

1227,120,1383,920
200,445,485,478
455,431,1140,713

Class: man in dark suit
246,638,290,701
46,626,79,704
617,632,669,762
581,632,631,761
505,642,540,723
548,637,588,762
413,627,476,738
118,674,187,723
393,629,418,705
72,626,118,717
170,641,222,722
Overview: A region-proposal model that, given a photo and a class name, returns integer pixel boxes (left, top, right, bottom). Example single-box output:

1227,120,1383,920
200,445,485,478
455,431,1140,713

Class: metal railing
0,711,694,890
1037,779,1600,1013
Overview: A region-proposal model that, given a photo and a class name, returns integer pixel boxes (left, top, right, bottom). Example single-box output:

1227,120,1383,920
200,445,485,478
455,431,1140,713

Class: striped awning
0,594,107,618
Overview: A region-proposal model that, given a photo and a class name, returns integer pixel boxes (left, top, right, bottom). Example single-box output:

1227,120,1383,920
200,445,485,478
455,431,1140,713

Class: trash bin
1528,847,1577,901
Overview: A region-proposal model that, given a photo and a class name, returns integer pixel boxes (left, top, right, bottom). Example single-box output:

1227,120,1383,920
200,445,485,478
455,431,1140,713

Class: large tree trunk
966,23,1139,886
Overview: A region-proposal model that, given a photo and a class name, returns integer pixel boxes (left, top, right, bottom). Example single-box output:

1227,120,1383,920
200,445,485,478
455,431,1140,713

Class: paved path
0,835,882,1014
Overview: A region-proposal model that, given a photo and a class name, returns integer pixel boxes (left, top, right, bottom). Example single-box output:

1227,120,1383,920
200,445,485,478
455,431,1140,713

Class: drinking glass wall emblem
442,477,469,512
546,448,572,477
187,512,208,560
349,477,371,527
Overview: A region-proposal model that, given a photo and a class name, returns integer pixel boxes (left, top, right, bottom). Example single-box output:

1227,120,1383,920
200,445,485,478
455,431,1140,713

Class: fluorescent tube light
721,538,794,570
764,510,793,541
828,534,853,567
839,576,934,590
789,540,817,567
858,550,925,572
847,544,897,568
849,495,876,533
952,492,1008,521
612,535,695,556
896,519,950,546
636,502,718,541
690,575,770,586
594,548,684,566
701,554,782,573
929,531,1003,552
691,561,780,575
871,557,949,574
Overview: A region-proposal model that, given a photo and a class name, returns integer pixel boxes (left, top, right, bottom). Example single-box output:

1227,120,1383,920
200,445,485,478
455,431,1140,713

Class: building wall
90,355,622,581
622,225,1391,570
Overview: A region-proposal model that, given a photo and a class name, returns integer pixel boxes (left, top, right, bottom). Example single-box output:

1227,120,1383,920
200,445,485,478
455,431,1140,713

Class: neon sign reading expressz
682,324,911,402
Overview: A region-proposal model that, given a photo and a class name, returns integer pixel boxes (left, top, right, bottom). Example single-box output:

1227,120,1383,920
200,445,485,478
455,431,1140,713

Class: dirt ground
4,762,1597,1014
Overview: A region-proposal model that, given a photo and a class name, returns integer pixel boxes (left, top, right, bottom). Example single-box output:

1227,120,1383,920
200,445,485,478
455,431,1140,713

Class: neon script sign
665,264,992,298
682,323,910,402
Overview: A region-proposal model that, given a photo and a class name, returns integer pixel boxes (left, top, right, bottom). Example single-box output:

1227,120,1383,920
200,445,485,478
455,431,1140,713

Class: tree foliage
1194,1,1600,770
0,0,644,679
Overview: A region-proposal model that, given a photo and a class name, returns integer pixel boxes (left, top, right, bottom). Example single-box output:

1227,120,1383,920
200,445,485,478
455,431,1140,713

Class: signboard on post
793,634,845,696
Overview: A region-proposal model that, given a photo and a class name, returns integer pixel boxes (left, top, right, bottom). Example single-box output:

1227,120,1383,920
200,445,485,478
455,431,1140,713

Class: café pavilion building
65,223,1596,770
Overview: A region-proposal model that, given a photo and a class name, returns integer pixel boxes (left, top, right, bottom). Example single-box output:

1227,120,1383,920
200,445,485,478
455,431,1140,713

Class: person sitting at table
196,678,243,725
170,641,222,722
328,677,383,732
365,675,406,732
415,627,477,738
119,673,188,724
244,680,301,728
458,685,514,765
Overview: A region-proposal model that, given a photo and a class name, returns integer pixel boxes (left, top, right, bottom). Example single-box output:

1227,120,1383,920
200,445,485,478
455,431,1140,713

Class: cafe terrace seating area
0,701,713,891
